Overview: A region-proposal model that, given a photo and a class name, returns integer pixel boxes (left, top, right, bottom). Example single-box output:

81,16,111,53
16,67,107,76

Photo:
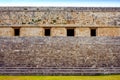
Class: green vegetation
0,75,120,80
22,22,26,24
31,18,41,23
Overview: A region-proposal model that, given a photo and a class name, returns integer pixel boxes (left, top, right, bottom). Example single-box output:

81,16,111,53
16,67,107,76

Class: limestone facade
0,7,120,37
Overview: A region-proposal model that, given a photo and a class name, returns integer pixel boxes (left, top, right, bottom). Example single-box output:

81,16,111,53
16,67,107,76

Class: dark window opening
14,29,20,36
91,29,96,36
67,29,74,36
45,28,51,36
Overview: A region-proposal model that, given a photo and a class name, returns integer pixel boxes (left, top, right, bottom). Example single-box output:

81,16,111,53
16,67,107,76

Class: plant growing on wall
22,22,26,24
32,18,41,23
50,19,57,24
52,19,56,23
32,19,35,22
28,22,33,24
38,19,41,22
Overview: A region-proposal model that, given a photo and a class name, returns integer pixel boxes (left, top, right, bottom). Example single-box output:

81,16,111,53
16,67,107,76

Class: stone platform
0,37,120,75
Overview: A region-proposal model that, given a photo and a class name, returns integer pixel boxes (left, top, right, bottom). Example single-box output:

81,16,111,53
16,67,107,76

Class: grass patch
0,75,120,80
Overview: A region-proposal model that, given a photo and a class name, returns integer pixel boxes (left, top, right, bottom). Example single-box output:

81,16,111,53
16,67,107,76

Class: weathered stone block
51,28,66,36
75,28,90,37
0,28,14,36
98,28,120,36
20,28,44,36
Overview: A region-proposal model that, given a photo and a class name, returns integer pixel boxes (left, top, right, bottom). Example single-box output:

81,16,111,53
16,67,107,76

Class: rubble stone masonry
0,37,120,68
0,7,120,75
0,7,120,37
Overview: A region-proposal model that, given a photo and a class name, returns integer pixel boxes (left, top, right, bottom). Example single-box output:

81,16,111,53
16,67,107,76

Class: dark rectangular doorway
91,29,96,36
14,28,20,36
45,28,51,36
67,29,74,36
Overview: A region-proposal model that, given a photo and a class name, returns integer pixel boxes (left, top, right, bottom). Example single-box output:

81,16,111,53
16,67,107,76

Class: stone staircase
0,37,120,75
0,67,120,75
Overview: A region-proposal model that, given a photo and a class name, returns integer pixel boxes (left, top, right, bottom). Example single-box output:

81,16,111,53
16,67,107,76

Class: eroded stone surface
0,7,120,37
0,37,120,67
0,7,120,26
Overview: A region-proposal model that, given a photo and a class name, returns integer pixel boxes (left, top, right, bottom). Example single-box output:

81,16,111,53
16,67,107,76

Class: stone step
0,67,120,75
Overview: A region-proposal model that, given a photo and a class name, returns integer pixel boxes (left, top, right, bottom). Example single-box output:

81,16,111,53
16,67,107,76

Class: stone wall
51,28,66,36
0,7,120,37
0,37,120,68
98,28,120,37
0,7,120,26
0,27,120,37
0,28,14,36
20,28,44,36
75,28,90,37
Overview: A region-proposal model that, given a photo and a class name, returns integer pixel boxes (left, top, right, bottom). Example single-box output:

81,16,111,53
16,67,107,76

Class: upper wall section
0,7,120,27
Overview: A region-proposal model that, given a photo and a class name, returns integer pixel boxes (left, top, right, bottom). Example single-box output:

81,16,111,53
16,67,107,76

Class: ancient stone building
0,7,120,75
0,7,120,37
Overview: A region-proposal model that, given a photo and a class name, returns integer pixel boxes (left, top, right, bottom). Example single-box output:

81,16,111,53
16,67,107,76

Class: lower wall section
75,28,90,37
0,37,120,75
0,37,120,67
